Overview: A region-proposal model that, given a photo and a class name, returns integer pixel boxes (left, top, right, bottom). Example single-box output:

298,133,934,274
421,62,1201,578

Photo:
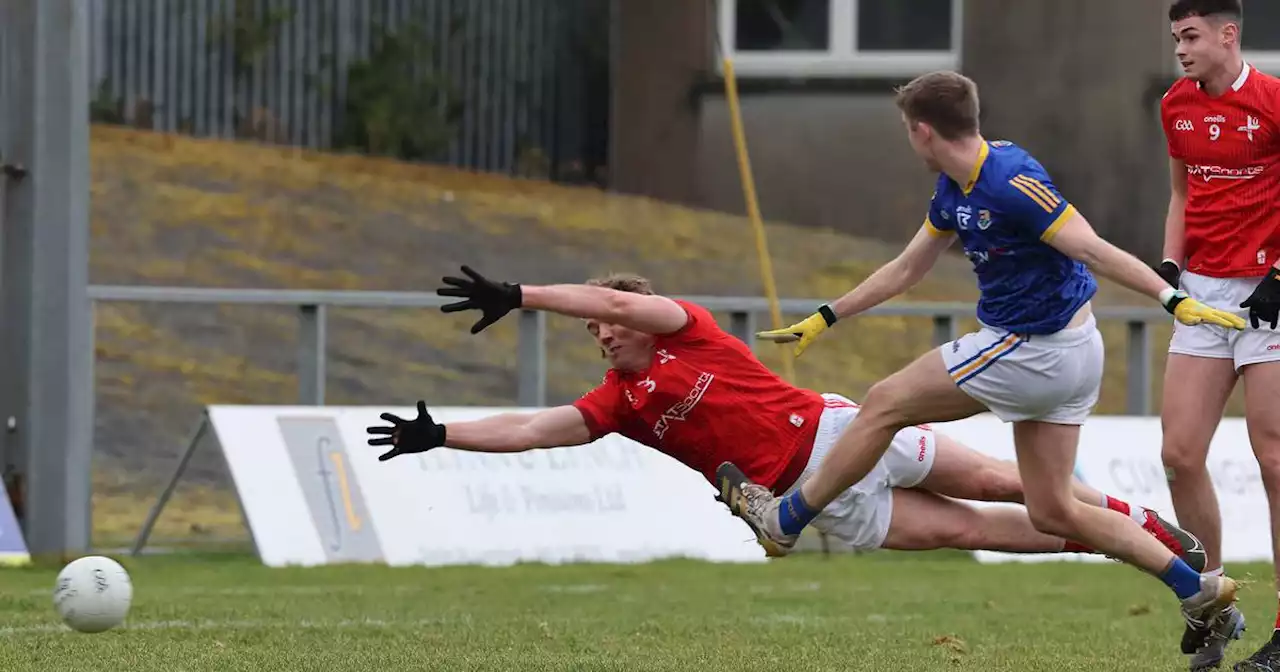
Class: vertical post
0,0,94,558
1126,320,1152,416
932,315,956,347
517,310,547,407
298,305,326,405
728,310,758,350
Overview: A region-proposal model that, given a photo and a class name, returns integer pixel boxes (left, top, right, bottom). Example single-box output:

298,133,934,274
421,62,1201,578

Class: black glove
365,401,446,461
437,265,523,334
1240,267,1280,329
1155,259,1181,288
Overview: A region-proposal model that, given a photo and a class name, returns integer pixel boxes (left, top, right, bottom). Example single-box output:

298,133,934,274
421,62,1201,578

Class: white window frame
717,0,962,78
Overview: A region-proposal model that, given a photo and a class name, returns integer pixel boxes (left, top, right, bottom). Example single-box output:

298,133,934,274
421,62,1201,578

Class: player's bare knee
952,514,991,550
1025,500,1076,539
1250,434,1280,488
1160,439,1211,482
861,380,914,430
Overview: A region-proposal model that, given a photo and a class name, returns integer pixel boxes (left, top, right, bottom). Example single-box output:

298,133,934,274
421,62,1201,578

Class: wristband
1159,287,1188,314
817,304,838,327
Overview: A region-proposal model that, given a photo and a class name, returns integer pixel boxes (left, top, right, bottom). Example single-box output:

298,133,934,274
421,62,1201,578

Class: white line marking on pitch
0,617,454,636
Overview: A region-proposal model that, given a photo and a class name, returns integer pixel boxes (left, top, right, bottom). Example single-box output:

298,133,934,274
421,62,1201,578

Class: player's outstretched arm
366,401,592,460
519,284,689,335
436,264,688,335
1043,211,1245,330
757,222,953,357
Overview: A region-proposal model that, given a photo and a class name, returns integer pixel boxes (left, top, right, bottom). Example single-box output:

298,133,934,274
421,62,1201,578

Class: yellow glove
756,305,839,358
1163,289,1247,330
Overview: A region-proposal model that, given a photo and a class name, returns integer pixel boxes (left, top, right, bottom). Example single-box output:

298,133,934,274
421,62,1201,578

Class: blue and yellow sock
1159,558,1202,600
778,490,819,536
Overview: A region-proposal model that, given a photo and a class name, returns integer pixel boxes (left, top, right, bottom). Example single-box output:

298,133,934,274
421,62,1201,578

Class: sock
1062,540,1094,553
778,490,819,536
1159,558,1203,600
1103,495,1147,525
1205,567,1224,577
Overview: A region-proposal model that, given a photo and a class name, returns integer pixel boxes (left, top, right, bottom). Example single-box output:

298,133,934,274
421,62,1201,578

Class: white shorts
777,393,936,552
940,314,1104,425
1170,271,1280,371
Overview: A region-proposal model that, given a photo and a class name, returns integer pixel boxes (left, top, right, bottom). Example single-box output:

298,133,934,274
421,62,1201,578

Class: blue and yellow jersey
925,140,1097,335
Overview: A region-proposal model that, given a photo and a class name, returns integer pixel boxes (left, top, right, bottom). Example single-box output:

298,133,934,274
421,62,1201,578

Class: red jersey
1161,63,1280,278
572,300,824,489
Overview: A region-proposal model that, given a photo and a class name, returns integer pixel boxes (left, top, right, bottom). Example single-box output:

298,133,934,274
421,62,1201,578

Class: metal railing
86,285,1170,414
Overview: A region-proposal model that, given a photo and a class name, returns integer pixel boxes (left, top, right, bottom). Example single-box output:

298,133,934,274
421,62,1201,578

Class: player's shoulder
982,141,1055,189
1244,67,1280,108
1161,76,1200,109
1247,66,1280,90
660,298,727,342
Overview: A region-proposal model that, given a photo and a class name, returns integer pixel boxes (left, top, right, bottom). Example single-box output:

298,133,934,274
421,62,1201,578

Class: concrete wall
617,0,1184,258
697,93,935,248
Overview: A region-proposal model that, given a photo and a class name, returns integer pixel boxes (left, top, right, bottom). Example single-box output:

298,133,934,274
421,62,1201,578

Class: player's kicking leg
919,433,1207,571
1232,360,1280,671
1010,419,1238,646
1160,352,1242,666
719,346,985,555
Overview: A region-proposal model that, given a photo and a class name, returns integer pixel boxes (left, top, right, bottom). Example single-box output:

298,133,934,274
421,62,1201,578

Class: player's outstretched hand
1165,291,1246,330
756,306,837,358
437,265,523,334
1240,268,1280,329
366,401,446,461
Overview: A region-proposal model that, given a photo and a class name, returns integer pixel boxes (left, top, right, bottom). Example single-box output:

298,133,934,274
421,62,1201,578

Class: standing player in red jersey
1159,2,1280,669
365,265,1206,567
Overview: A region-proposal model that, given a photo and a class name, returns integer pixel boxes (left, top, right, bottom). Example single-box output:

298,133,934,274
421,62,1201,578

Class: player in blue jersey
716,70,1248,651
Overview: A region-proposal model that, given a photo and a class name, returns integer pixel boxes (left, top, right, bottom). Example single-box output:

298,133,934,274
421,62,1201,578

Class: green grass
0,553,1273,671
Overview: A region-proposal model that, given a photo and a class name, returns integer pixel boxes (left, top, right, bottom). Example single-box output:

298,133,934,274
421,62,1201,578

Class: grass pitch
0,552,1273,671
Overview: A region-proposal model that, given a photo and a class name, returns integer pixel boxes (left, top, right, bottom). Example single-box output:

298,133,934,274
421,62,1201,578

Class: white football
52,555,133,633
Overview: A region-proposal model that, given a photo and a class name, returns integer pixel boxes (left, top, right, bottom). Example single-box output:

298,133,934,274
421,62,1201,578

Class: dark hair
894,70,980,141
585,273,655,295
1169,0,1242,23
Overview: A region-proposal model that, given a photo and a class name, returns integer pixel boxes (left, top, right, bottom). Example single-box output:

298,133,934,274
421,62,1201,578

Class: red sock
1104,495,1130,516
1063,540,1093,553
1104,495,1147,524
1273,595,1280,630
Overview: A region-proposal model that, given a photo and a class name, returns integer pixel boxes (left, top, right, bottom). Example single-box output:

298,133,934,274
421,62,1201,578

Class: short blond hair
585,273,655,295
894,70,980,141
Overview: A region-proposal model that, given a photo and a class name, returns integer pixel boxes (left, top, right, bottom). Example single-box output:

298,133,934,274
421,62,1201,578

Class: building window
735,0,831,52
719,0,961,77
857,0,953,52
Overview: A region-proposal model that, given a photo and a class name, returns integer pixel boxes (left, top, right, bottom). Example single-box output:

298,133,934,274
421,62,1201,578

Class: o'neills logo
1204,114,1228,123
1187,164,1265,182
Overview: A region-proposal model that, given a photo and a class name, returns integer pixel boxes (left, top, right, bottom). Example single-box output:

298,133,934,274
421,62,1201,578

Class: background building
613,0,1280,259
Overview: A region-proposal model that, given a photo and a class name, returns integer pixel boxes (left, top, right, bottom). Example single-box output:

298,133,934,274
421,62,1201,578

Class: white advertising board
930,414,1270,565
205,406,766,568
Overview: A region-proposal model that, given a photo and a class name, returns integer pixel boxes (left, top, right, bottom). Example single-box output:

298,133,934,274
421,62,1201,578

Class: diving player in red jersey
1159,2,1280,669
366,265,1204,566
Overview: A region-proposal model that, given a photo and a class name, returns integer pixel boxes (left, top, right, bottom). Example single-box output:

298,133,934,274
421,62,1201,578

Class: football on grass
52,555,133,633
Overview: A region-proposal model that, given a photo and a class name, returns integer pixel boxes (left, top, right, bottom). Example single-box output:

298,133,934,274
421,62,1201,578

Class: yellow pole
721,57,795,383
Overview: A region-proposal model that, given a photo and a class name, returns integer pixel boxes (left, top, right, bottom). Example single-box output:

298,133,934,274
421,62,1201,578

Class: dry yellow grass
88,126,1218,546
